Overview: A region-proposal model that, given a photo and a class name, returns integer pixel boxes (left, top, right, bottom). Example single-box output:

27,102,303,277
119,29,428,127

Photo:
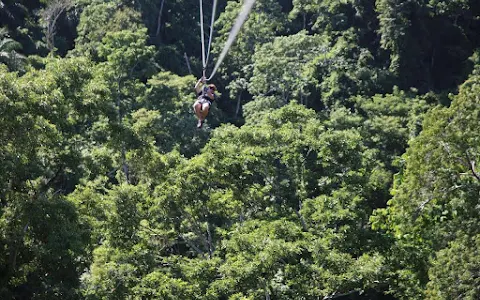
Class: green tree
376,0,480,91
141,102,392,298
248,32,325,108
139,71,213,156
371,75,480,299
71,1,143,60
0,27,26,71
352,88,430,169
0,59,93,298
91,28,156,183
0,1,48,56
426,234,480,300
39,0,73,53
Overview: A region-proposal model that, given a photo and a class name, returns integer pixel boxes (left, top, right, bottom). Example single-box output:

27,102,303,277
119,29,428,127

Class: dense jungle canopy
0,0,479,299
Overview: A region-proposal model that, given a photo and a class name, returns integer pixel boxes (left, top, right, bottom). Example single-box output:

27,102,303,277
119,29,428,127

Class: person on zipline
193,76,217,128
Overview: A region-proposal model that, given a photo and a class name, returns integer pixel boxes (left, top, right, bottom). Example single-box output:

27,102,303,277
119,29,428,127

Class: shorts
193,97,212,111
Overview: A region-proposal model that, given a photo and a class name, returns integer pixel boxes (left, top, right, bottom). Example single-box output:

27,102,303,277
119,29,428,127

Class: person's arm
195,77,205,94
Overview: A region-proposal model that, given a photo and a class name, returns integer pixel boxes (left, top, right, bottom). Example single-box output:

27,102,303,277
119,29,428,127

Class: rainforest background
0,0,479,299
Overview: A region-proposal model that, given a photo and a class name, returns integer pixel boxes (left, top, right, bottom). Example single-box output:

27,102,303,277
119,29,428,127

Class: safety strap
206,0,256,81
199,0,257,81
205,0,217,65
199,0,206,69
199,0,218,71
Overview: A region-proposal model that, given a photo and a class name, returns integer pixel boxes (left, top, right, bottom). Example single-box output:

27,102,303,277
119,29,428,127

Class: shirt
197,86,216,102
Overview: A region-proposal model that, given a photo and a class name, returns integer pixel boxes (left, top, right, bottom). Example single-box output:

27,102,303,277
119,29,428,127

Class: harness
198,0,256,81
198,86,216,103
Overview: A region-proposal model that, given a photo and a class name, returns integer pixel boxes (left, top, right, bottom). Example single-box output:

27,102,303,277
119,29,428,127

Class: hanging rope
199,0,206,73
198,0,256,81
205,0,218,65
199,0,218,78
206,0,256,81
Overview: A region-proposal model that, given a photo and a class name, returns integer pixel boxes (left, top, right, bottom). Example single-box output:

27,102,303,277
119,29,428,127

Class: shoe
197,120,203,128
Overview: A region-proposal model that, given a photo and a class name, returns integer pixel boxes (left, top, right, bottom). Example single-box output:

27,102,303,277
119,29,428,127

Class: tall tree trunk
42,0,72,53
155,0,166,38
264,281,271,300
117,79,130,184
206,221,214,259
184,52,192,74
235,91,242,118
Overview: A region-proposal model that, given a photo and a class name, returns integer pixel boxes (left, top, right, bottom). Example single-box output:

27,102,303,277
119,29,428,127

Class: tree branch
42,0,73,52
155,0,166,38
465,151,480,181
206,221,214,259
179,234,205,258
184,52,192,74
323,289,362,299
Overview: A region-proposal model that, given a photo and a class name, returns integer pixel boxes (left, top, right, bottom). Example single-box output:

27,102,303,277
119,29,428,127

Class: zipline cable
199,0,206,73
206,0,256,81
199,0,218,77
205,0,218,65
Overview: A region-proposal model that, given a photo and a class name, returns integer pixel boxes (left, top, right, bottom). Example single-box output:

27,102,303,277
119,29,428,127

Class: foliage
0,61,91,299
212,0,286,121
249,32,325,107
371,75,480,299
1,0,480,299
426,234,480,300
376,0,480,91
71,1,144,60
0,27,26,72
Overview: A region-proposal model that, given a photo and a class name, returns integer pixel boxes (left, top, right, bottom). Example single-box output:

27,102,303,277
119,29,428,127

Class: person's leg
193,100,204,127
194,102,202,118
196,103,210,128
199,103,210,125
